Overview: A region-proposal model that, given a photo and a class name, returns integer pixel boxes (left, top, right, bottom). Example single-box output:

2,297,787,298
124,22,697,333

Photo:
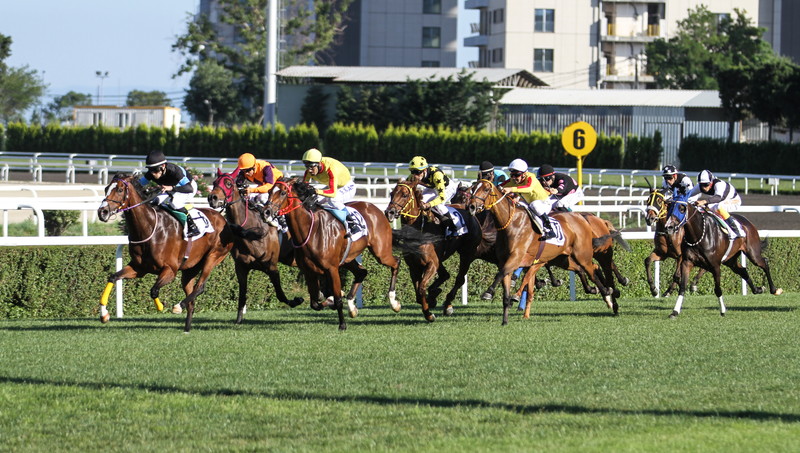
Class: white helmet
508,159,528,173
698,170,714,184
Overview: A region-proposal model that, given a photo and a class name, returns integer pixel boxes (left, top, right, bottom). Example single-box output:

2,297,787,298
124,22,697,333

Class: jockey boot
539,214,557,241
440,213,458,238
725,217,742,238
179,208,200,237
345,214,360,238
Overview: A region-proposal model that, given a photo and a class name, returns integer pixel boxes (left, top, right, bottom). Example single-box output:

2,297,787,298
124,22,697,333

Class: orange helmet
238,153,256,169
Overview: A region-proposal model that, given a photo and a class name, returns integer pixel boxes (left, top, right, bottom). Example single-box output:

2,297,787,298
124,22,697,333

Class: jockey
688,169,744,237
478,160,509,186
236,152,283,226
139,150,200,237
500,158,555,240
661,164,694,199
408,156,460,236
301,148,360,237
536,164,584,212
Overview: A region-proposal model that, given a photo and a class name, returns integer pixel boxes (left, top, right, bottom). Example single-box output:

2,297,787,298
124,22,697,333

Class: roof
499,88,722,108
276,66,547,88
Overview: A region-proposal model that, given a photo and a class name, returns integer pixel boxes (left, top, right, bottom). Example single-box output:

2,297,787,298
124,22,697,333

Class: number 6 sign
561,121,597,157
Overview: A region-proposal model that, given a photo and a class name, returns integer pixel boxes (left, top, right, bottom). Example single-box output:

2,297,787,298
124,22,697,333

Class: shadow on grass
1,374,798,424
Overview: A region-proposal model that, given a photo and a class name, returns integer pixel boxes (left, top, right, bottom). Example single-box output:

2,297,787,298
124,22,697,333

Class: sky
1,0,478,108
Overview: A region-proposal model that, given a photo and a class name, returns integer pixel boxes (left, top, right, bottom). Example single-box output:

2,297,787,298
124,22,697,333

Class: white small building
72,106,182,129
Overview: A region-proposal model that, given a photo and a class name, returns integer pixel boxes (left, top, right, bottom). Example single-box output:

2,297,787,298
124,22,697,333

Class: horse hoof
310,301,324,311
481,292,492,301
349,308,358,318
425,313,436,323
774,288,784,296
553,279,563,287
650,289,659,297
339,324,347,331
100,313,110,324
668,311,679,319
172,304,182,315
444,305,454,316
510,295,520,303
612,302,619,316
690,285,698,293
288,297,304,308
589,287,599,295
720,312,725,317
620,277,630,286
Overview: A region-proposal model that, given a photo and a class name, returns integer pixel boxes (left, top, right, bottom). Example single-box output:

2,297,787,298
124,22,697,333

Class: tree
43,91,92,124
299,85,332,132
0,33,47,124
172,0,354,123
183,59,241,125
126,90,171,106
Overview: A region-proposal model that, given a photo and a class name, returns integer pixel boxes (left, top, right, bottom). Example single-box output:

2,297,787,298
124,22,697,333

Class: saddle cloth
532,216,566,246
183,208,214,240
344,206,368,242
708,211,743,239
445,206,469,237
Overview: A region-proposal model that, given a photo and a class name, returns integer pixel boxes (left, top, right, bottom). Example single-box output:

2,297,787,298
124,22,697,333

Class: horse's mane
112,172,149,196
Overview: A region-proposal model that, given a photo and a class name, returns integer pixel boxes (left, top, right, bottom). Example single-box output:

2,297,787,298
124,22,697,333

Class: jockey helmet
145,150,167,168
238,153,256,169
698,169,714,184
662,165,677,176
409,156,429,171
508,159,528,174
479,161,494,172
302,148,323,163
537,164,555,179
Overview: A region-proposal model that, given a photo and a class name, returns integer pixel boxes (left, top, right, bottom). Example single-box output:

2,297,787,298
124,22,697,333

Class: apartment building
465,0,759,89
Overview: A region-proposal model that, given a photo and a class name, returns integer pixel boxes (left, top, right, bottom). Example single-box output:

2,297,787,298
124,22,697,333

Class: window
423,0,441,14
493,8,504,24
92,112,103,126
534,9,555,33
534,49,553,72
117,112,130,128
491,48,504,64
422,27,441,48
421,60,440,67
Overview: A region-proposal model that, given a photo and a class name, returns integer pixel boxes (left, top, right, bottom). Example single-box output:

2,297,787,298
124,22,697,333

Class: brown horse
97,173,234,332
644,185,706,297
663,196,782,318
384,180,482,321
207,169,302,324
466,179,614,325
263,179,400,330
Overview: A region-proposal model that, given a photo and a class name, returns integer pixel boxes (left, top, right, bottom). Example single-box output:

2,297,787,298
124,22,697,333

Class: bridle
212,173,250,225
470,179,513,230
103,176,159,243
268,181,313,247
387,183,420,220
667,200,705,247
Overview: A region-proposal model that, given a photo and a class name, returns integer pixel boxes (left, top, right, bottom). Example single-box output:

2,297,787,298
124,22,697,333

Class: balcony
465,0,488,9
464,35,488,47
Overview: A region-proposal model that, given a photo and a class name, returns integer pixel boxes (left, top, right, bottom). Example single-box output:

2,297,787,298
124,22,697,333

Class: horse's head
663,194,690,235
450,183,472,205
466,179,496,216
98,173,141,222
208,168,242,209
385,179,420,222
264,178,300,219
644,189,667,227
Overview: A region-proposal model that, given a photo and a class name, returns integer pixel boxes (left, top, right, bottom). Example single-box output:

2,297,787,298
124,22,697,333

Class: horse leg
546,263,563,287
427,266,450,309
443,254,475,316
521,265,543,319
710,265,726,317
596,252,618,298
418,261,438,322
577,269,599,294
690,269,706,293
325,268,347,331
234,262,250,324
341,260,367,318
644,251,663,297
743,245,783,296
99,264,142,323
367,236,401,312
180,249,229,332
266,262,303,308
148,267,178,314
670,260,696,319
484,257,521,302
305,271,324,311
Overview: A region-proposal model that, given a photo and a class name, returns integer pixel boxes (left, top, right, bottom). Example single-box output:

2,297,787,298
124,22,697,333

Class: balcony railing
647,24,660,36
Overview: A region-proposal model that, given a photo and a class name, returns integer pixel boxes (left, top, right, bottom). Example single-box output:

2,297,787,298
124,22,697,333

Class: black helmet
537,164,555,179
662,165,677,176
479,161,494,172
145,150,167,168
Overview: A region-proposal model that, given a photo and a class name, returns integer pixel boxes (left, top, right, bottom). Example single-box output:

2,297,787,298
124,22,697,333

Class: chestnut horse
644,185,707,297
466,179,615,325
263,179,400,330
663,196,782,318
384,180,482,321
207,169,302,324
97,173,234,332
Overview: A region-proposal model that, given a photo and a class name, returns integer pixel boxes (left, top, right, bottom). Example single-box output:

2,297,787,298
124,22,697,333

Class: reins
388,183,420,220
680,203,706,247
273,181,314,248
104,178,161,244
473,180,513,230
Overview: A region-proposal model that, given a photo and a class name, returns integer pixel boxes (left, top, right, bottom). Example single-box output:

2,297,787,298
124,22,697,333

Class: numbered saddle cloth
184,208,214,240
344,206,368,242
533,216,566,246
445,206,469,237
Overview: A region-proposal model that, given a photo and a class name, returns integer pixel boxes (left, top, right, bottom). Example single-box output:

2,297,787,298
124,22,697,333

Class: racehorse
453,183,629,298
263,179,401,330
644,183,706,297
466,179,615,325
384,180,482,321
663,196,783,318
207,169,302,324
97,173,234,332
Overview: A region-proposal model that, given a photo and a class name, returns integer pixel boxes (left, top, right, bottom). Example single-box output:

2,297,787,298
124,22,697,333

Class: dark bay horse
644,186,706,297
97,173,234,332
208,169,302,324
384,180,482,321
663,197,783,318
466,179,615,325
263,179,400,330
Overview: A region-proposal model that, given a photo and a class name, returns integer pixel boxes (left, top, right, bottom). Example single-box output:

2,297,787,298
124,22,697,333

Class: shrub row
679,135,800,175
1,237,797,319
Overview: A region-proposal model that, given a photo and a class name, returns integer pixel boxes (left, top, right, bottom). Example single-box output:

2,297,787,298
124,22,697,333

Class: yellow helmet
237,153,256,169
302,148,323,163
409,156,428,171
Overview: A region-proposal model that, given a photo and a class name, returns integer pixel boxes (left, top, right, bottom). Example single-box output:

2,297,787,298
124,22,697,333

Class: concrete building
328,0,459,67
760,0,800,64
464,0,760,89
73,106,182,129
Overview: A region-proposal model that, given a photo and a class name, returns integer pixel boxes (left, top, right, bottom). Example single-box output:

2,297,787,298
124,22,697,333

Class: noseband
387,183,420,220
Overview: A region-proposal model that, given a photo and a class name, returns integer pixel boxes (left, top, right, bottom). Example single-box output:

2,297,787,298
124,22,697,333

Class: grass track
1,294,799,452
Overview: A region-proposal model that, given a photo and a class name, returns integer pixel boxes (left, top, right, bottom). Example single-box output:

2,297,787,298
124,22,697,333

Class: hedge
679,135,800,175
2,237,797,319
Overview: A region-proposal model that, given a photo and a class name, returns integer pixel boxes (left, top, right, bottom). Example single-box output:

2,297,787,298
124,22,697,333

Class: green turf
0,295,798,452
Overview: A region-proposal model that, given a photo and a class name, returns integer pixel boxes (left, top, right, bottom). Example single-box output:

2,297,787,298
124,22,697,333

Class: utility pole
95,70,109,105
263,0,278,126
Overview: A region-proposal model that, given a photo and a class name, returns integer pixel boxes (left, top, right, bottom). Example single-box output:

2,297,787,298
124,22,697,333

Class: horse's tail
229,223,266,240
392,224,441,255
592,229,632,252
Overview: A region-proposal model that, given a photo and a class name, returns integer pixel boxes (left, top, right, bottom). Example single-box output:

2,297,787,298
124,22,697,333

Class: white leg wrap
100,305,108,317
347,297,358,318
672,295,684,314
718,296,726,315
388,290,401,312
